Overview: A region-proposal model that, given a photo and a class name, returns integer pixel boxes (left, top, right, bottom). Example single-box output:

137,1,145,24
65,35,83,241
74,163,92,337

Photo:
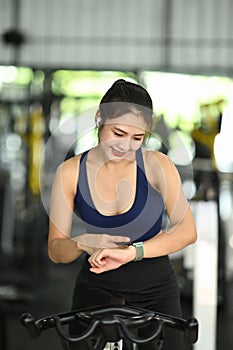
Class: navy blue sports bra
74,148,164,243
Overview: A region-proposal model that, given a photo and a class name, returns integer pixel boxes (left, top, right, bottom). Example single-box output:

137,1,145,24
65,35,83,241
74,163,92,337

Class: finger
77,242,92,253
77,240,93,249
88,256,99,267
90,266,107,274
112,236,131,244
88,252,106,267
89,258,106,268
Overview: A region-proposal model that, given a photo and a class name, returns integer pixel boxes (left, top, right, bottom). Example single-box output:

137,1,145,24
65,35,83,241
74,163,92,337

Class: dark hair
99,79,154,131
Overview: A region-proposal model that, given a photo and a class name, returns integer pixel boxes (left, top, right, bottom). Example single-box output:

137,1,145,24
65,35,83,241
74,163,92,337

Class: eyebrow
113,126,145,136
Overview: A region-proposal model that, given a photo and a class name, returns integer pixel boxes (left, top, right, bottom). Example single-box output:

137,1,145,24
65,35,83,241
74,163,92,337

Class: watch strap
132,242,144,261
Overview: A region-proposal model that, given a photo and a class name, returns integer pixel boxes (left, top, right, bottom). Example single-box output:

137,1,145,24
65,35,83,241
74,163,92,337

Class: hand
73,233,130,256
88,245,136,274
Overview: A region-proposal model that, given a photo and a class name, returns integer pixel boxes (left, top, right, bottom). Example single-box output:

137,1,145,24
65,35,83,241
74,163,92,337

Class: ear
95,110,102,128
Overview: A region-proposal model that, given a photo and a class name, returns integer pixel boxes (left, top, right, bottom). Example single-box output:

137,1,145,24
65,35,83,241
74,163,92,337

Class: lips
111,147,127,157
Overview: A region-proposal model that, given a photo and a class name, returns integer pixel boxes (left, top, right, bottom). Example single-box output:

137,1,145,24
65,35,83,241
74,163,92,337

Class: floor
1,256,233,350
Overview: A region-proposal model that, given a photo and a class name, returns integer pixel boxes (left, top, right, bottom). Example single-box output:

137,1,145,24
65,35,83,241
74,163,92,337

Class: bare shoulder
142,148,175,170
54,154,83,194
58,154,82,173
142,148,179,189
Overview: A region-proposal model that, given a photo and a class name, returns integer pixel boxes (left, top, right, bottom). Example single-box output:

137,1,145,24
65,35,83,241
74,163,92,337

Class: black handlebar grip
20,313,41,339
185,318,199,344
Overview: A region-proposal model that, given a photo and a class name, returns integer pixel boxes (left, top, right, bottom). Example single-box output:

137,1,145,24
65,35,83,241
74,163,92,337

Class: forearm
143,217,197,258
48,237,83,263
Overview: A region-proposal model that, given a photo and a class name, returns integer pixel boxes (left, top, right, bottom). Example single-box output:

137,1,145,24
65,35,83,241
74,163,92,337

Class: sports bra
74,147,164,243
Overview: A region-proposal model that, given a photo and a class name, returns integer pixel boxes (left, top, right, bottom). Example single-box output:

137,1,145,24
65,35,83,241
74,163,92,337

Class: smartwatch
132,242,144,261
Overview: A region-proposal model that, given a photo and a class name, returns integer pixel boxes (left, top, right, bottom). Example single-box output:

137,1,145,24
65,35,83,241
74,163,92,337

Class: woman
48,79,197,349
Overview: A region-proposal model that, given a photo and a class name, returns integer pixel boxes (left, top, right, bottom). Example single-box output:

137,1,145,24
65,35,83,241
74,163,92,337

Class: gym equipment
20,305,198,350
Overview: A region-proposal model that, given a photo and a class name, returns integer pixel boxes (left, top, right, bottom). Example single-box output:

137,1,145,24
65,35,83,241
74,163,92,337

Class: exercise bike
20,305,198,349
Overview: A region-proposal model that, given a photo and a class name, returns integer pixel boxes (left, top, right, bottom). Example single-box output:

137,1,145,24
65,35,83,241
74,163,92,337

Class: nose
117,137,132,151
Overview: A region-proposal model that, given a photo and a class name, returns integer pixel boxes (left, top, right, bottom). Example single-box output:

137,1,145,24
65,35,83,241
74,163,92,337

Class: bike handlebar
20,305,198,345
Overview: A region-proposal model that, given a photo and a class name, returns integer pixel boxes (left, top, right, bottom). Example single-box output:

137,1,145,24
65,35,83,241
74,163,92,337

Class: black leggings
67,285,184,350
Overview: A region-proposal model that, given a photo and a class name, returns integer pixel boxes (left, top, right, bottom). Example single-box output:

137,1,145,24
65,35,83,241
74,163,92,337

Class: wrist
127,245,137,261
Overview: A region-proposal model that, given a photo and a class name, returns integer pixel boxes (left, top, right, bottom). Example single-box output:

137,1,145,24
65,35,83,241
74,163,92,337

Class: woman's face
98,113,148,161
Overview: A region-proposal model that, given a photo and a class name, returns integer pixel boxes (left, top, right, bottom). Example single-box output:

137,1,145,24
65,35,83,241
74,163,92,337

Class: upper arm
166,161,189,225
48,157,79,243
150,151,191,226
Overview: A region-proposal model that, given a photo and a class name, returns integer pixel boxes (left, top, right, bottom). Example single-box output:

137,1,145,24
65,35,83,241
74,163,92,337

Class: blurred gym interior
1,1,233,349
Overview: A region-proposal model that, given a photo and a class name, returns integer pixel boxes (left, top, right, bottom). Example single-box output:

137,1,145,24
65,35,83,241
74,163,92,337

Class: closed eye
112,127,145,141
133,137,143,141
114,131,124,137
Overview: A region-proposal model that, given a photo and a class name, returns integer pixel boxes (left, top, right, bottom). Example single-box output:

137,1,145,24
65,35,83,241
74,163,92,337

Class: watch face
133,242,143,247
